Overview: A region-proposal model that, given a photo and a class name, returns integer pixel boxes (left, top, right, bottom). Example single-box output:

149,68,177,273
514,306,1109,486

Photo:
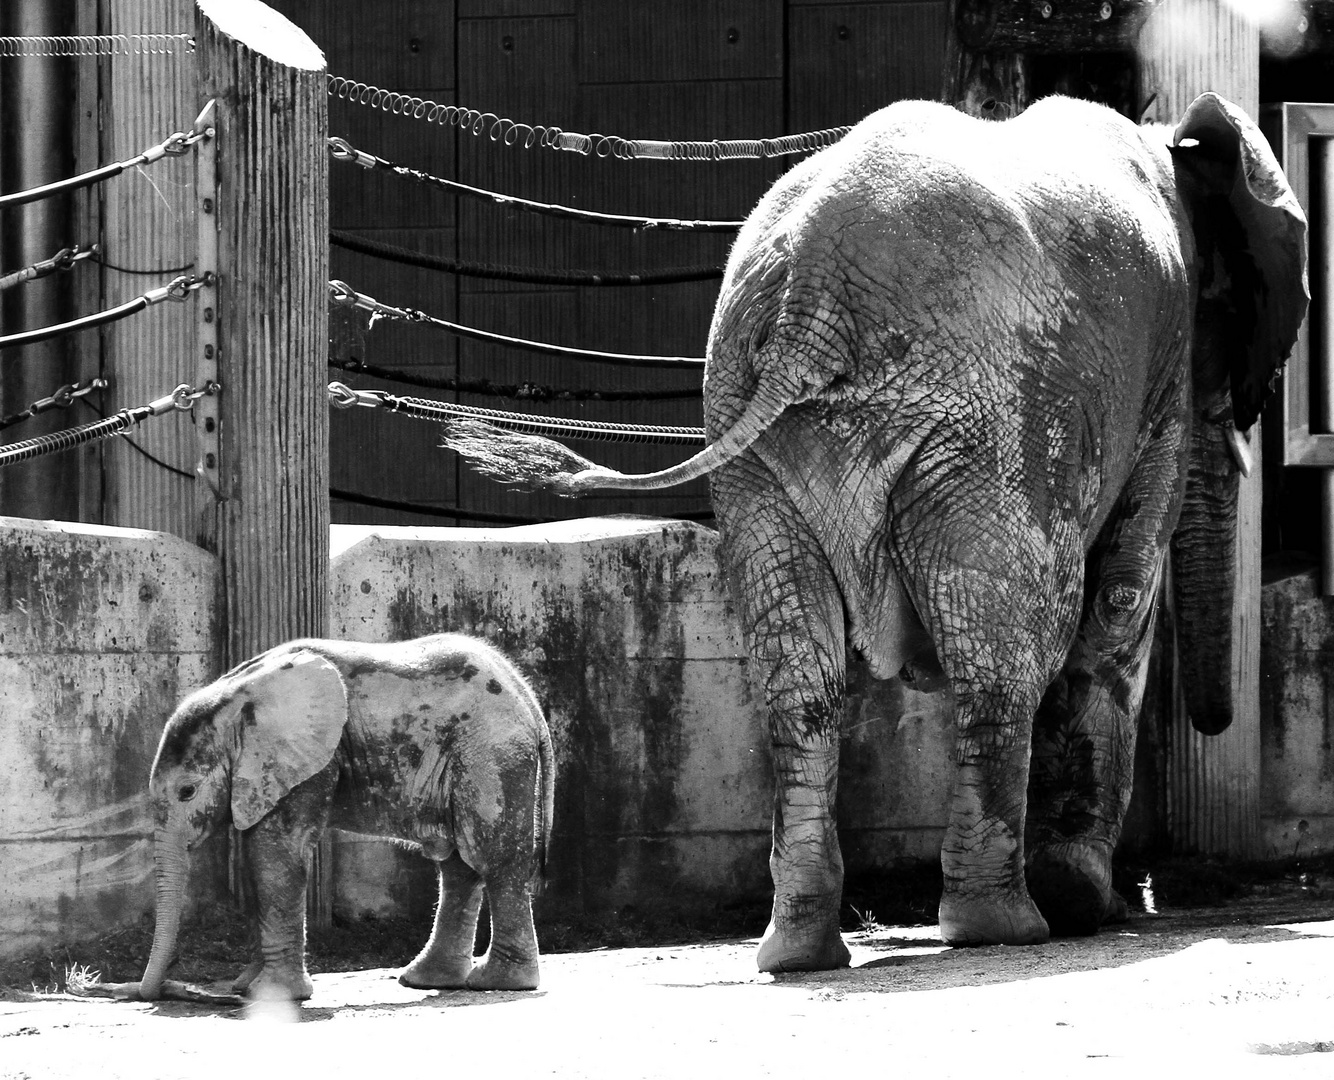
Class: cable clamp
328,137,377,169
328,381,383,410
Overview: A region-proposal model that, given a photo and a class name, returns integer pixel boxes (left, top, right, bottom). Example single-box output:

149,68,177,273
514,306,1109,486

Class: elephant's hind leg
895,490,1083,949
399,853,484,990
465,871,540,990
714,460,851,974
1026,476,1174,935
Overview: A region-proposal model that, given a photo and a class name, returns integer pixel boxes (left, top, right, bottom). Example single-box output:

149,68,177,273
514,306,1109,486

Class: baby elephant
137,633,554,1002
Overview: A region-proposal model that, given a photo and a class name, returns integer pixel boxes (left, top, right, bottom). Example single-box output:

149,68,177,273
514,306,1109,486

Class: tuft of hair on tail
440,419,597,495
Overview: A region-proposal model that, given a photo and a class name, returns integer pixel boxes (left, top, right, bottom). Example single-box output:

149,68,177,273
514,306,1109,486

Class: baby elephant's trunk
138,829,190,1000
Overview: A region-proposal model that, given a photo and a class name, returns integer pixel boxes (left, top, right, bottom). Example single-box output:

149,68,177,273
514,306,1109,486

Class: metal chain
327,74,850,161
328,138,742,231
0,377,107,431
0,381,217,468
329,281,705,369
0,244,98,291
0,34,194,58
329,383,705,445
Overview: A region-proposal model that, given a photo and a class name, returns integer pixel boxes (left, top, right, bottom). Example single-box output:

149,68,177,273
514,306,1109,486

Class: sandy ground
4,898,1334,1080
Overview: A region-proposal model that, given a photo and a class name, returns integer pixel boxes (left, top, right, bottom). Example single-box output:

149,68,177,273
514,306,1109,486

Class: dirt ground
4,871,1334,1080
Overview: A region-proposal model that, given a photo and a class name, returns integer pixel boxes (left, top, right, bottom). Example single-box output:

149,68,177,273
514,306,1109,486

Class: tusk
1226,425,1254,478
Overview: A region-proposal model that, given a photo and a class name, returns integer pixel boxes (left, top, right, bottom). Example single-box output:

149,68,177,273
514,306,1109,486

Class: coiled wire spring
327,75,851,161
0,34,194,58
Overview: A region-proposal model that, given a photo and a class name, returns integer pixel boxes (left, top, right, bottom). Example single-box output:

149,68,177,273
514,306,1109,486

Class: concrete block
329,516,955,922
1260,565,1334,858
0,518,219,960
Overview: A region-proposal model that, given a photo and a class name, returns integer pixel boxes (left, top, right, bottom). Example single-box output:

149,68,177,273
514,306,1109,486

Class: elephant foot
236,967,313,1003
464,953,540,991
1103,887,1129,925
937,889,1049,947
398,954,473,991
755,904,851,973
1026,847,1114,937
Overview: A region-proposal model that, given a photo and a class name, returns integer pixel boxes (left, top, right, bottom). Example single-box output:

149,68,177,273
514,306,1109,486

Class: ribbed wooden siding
99,0,198,538
270,0,948,526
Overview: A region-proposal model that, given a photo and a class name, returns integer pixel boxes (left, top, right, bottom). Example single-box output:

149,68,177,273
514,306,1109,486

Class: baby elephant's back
313,634,546,858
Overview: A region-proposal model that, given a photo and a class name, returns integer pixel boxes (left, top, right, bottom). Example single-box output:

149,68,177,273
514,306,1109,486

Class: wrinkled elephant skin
440,95,1308,971
139,634,555,1001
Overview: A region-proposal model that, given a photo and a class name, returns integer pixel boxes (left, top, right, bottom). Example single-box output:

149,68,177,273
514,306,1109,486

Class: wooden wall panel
293,0,948,526
579,0,783,84
789,2,949,131
97,0,198,538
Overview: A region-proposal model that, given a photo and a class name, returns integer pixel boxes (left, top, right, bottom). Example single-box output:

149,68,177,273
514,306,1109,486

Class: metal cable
0,123,212,210
0,382,212,468
0,34,194,58
329,281,705,369
328,358,701,402
327,75,850,161
0,244,97,291
0,273,211,351
330,230,724,287
329,138,743,231
330,383,705,445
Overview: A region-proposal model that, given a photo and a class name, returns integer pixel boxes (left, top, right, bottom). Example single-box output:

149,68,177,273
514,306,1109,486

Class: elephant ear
1172,92,1309,431
225,650,348,831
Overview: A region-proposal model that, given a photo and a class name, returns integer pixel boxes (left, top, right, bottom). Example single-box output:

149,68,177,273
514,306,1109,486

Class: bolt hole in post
727,26,740,44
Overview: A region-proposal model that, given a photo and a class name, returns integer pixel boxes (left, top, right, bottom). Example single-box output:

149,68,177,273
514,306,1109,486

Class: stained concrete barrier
328,516,956,923
1260,563,1334,858
0,518,219,960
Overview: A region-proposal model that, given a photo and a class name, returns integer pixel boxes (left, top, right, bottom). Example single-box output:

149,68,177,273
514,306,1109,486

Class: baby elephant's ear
230,650,348,831
1173,92,1309,431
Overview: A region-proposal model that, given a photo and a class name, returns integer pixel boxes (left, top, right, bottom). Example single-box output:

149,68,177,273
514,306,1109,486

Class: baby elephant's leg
467,869,540,991
399,853,484,990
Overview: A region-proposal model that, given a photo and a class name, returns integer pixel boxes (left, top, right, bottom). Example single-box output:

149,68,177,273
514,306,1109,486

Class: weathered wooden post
194,0,332,924
1137,0,1264,859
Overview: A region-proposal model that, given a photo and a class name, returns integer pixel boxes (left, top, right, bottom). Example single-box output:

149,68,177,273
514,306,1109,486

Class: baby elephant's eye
178,784,198,802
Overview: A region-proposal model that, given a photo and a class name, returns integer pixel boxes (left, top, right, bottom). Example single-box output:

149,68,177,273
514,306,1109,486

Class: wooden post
195,0,332,926
1137,0,1263,859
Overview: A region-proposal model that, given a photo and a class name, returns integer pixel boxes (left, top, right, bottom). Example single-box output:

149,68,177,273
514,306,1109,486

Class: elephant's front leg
233,764,337,1002
714,461,851,973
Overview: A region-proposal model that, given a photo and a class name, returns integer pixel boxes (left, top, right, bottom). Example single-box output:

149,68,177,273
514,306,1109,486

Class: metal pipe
0,0,82,521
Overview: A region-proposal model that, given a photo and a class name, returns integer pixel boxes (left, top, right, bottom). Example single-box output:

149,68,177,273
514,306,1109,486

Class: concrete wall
328,517,956,923
1260,564,1334,859
0,517,219,960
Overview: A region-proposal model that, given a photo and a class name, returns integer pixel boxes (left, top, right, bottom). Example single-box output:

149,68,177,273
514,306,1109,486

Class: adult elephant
445,93,1308,971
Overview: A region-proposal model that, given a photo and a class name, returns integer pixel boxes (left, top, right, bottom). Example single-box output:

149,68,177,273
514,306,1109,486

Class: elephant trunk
138,828,190,1000
1170,412,1240,736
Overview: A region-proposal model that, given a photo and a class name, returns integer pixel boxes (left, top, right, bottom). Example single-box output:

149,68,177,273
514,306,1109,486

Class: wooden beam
1137,0,1263,860
194,0,332,927
944,0,1031,119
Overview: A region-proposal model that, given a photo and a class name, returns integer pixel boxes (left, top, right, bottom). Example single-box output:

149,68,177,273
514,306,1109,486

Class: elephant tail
535,708,555,893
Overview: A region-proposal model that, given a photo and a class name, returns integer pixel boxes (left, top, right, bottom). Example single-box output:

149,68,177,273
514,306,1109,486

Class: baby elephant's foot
237,966,314,1003
465,953,540,991
398,953,473,991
